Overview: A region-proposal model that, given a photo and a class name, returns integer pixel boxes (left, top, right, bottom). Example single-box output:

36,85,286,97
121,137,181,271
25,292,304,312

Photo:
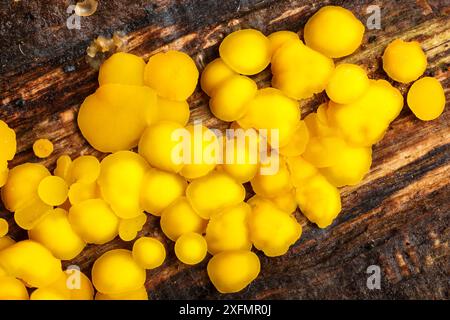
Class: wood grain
0,0,449,299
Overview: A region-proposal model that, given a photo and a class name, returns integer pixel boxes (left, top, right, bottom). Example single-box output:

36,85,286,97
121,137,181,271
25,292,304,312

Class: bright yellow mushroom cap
92,249,146,295
33,139,54,159
200,58,236,96
0,275,29,300
326,63,370,104
140,168,187,216
219,29,271,75
29,208,86,260
247,197,302,257
407,77,445,121
205,202,252,255
304,5,365,58
160,197,207,241
138,121,186,173
37,176,69,206
68,199,119,245
174,232,208,265
207,250,260,294
209,75,257,122
0,120,17,162
118,213,147,242
144,50,199,101
132,237,166,269
267,30,299,57
186,171,246,219
98,52,146,86
0,240,62,288
382,39,427,84
78,84,158,153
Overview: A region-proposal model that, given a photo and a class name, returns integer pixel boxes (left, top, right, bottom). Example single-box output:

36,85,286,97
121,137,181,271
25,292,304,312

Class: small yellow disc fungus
220,29,271,75
207,250,260,294
319,143,372,187
0,218,8,237
326,63,370,104
157,96,190,126
95,286,148,300
200,58,236,96
140,168,187,216
98,151,150,219
132,237,166,269
33,139,54,159
1,163,50,212
251,157,292,198
271,39,335,100
0,236,15,251
69,199,119,244
247,198,301,257
78,84,158,153
144,50,199,101
295,174,342,228
279,121,310,157
0,275,29,300
37,176,69,206
407,77,446,121
179,124,219,180
98,52,146,86
14,197,52,230
205,203,252,255
0,240,62,288
138,121,185,173
267,30,299,57
54,155,72,182
209,75,257,122
68,181,99,205
382,39,427,83
68,155,100,184
29,208,86,260
304,6,365,58
92,249,146,295
221,134,260,183
174,232,207,265
160,197,207,241
186,171,246,219
118,213,147,242
327,80,404,147
238,88,300,147
0,120,16,162
31,269,94,300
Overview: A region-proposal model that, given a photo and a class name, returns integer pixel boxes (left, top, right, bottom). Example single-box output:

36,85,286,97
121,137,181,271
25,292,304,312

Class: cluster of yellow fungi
0,5,446,299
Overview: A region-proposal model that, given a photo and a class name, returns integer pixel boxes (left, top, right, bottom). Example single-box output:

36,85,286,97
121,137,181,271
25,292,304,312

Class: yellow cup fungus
271,39,335,100
132,237,166,269
68,199,119,244
140,168,187,216
186,171,246,219
99,52,146,86
38,176,69,206
200,58,236,96
247,197,301,257
382,39,427,83
160,197,208,241
174,232,208,265
407,77,445,121
207,250,260,294
219,29,271,75
326,63,370,104
33,139,54,159
118,213,147,242
304,6,365,58
29,208,85,260
144,50,199,101
209,75,257,122
0,275,29,300
205,202,252,255
92,249,146,295
78,84,158,153
0,240,62,288
267,30,299,57
54,155,72,182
